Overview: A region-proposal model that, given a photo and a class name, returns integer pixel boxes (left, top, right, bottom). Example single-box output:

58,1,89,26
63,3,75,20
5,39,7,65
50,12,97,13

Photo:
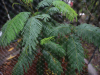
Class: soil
0,41,100,75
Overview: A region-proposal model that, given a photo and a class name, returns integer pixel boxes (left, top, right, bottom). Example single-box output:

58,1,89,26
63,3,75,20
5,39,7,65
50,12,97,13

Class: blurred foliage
71,0,100,26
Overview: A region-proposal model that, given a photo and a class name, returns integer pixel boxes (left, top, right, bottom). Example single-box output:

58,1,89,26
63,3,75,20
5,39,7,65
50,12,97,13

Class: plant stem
2,0,11,20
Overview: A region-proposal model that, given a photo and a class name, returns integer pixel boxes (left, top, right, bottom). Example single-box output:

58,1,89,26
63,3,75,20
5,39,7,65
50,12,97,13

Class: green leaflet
53,1,77,21
67,35,84,72
0,12,31,46
22,16,43,54
12,49,35,75
42,50,63,75
40,36,55,45
44,41,66,57
74,23,100,46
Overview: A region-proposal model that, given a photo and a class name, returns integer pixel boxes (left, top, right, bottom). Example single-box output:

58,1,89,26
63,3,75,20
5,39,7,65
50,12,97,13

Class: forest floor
0,41,100,75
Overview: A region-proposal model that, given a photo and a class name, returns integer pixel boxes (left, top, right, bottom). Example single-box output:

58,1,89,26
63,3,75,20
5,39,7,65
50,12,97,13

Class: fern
42,50,63,75
67,35,84,73
22,17,43,54
53,1,78,21
0,12,31,46
74,23,100,46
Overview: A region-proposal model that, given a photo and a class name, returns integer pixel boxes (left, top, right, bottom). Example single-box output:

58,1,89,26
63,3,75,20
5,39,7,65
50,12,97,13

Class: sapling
0,0,100,75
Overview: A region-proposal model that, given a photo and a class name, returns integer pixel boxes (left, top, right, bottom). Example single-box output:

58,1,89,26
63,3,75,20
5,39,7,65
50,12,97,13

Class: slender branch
19,1,33,13
85,2,94,19
88,47,98,64
46,4,53,14
86,0,98,24
2,0,11,20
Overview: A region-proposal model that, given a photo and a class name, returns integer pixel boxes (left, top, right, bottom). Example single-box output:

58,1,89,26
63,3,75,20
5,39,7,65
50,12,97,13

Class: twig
2,0,11,20
85,2,94,19
86,0,98,23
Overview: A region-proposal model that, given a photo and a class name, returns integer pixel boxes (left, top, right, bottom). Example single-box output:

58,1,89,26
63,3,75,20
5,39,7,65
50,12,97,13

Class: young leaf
40,36,55,45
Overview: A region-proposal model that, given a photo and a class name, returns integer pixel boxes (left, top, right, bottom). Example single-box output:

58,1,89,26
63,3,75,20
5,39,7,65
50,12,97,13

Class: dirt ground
0,41,100,75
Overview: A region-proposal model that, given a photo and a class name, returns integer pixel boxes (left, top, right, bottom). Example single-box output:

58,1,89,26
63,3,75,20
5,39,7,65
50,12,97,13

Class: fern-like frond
12,49,35,75
40,36,55,45
0,12,31,46
42,50,63,75
48,23,71,36
53,1,77,21
74,23,100,46
34,14,51,22
22,16,43,54
37,0,60,9
67,34,84,72
44,41,66,57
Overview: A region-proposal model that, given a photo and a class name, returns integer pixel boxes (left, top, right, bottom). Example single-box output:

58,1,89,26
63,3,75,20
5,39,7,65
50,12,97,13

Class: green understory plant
0,0,100,75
